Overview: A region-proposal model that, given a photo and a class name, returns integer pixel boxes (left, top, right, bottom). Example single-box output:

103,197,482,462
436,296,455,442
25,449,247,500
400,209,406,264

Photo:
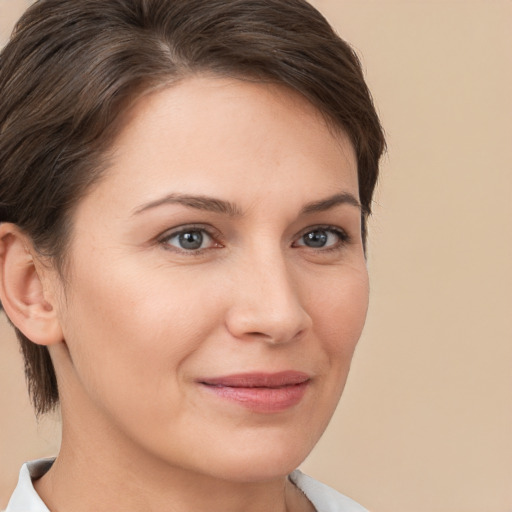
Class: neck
34,415,313,512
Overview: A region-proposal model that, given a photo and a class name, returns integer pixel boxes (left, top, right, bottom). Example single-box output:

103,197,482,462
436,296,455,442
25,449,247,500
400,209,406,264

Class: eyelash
293,225,351,252
158,224,351,255
158,224,222,256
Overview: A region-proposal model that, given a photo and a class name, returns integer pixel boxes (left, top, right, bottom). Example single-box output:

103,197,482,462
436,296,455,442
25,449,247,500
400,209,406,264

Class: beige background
1,1,511,511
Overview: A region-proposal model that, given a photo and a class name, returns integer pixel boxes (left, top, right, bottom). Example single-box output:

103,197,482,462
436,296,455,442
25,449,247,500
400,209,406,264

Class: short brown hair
0,0,385,414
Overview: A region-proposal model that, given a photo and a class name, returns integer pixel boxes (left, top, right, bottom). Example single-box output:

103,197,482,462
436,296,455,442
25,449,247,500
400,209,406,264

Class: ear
0,223,64,346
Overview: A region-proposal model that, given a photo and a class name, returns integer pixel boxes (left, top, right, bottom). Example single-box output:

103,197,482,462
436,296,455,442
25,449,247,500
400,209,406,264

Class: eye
294,227,349,250
160,227,219,252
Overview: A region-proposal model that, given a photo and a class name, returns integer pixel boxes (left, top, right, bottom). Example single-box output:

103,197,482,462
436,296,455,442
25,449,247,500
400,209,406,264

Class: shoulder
289,470,369,512
4,459,54,512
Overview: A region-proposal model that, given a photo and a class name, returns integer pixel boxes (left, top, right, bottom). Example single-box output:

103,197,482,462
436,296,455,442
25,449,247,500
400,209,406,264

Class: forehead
79,76,358,218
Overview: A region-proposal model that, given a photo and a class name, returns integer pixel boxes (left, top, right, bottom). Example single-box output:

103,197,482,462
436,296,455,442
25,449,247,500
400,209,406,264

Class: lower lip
200,381,309,413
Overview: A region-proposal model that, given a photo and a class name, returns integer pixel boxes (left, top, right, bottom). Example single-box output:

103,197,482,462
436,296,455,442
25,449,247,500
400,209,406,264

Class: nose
225,253,312,344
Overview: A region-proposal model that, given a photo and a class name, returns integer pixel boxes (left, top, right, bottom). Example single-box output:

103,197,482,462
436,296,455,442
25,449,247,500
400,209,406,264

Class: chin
208,454,306,484
192,427,321,483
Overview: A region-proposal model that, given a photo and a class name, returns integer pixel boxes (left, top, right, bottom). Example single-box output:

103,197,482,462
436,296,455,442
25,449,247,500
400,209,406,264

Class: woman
0,0,385,511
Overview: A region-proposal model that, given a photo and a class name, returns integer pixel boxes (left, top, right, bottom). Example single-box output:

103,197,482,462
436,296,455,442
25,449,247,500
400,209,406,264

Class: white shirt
5,459,368,512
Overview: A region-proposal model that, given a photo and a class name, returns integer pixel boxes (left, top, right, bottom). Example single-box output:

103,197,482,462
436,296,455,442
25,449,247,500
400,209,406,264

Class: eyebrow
133,191,361,217
300,192,362,214
133,193,242,216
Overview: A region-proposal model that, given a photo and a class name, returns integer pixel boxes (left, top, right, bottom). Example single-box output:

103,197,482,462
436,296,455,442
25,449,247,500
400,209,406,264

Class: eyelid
158,224,223,253
155,223,351,255
292,225,351,249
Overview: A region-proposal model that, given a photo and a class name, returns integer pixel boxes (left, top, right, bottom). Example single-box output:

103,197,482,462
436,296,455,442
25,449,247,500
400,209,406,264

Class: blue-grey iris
303,230,328,248
179,231,203,250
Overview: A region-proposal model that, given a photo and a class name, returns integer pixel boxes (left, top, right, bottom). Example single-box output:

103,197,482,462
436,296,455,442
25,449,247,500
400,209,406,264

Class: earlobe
0,223,63,346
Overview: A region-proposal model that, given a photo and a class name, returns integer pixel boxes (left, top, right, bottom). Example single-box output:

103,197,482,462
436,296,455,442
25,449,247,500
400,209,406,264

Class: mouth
198,371,311,413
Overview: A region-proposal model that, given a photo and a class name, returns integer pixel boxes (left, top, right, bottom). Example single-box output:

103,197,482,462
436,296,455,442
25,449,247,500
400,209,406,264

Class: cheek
57,257,224,413
309,265,369,361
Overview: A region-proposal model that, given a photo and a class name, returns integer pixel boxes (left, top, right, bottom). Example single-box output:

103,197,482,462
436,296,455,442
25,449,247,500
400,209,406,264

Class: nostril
247,331,269,337
245,327,307,344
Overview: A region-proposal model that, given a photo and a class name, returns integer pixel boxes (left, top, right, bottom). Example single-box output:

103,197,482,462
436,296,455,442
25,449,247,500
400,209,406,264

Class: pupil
179,231,203,250
304,230,327,248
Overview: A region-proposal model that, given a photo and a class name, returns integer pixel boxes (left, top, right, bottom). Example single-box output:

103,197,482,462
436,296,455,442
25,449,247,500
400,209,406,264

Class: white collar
289,470,368,512
5,459,54,512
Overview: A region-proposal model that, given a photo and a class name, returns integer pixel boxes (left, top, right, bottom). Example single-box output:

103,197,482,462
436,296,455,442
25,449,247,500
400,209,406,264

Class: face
50,76,369,482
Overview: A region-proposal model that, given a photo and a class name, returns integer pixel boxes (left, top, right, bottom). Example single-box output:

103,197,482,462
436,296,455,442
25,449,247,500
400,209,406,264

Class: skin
2,76,369,511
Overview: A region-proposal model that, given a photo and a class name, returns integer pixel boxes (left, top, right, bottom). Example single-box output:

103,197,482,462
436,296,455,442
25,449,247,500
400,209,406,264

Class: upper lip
199,371,310,388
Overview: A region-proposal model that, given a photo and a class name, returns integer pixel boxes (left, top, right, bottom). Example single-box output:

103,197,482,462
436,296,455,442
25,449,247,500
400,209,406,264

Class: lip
198,371,311,413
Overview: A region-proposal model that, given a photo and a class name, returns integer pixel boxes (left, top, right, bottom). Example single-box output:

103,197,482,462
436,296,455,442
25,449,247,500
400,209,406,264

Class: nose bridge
226,245,312,343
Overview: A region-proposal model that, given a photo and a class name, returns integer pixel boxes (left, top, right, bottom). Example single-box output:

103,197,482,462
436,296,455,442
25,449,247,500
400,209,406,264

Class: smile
198,371,311,413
